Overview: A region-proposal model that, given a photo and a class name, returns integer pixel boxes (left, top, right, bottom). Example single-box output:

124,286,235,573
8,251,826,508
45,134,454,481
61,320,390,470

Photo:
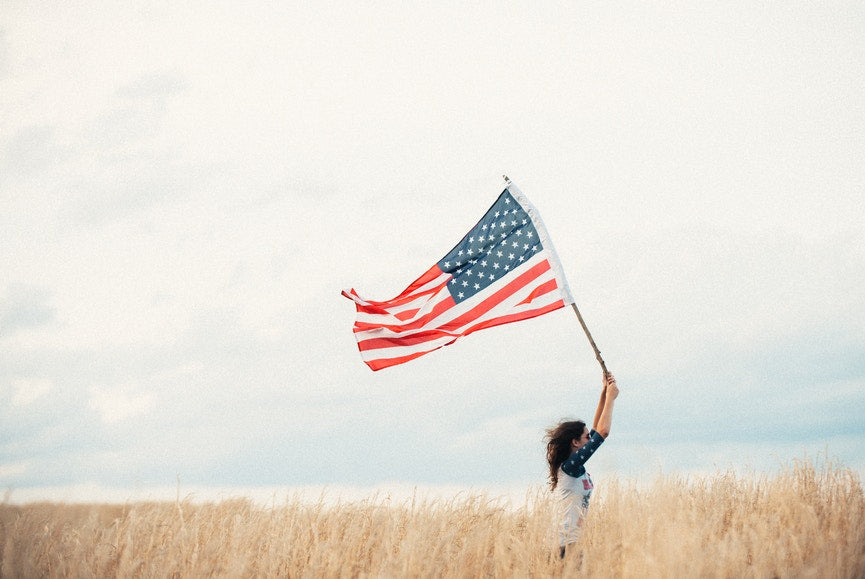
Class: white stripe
359,334,459,364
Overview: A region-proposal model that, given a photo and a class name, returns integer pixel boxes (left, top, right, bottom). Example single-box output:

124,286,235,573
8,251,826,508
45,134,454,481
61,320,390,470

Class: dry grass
2,458,863,578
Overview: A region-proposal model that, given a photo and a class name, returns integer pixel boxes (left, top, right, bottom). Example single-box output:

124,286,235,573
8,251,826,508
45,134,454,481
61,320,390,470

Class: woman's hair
545,420,587,491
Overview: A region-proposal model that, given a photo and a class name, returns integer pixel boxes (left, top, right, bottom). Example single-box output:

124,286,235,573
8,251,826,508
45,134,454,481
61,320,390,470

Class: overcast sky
2,2,864,503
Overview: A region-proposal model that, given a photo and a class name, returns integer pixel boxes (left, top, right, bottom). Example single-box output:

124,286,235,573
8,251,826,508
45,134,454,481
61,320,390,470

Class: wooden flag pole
571,302,608,377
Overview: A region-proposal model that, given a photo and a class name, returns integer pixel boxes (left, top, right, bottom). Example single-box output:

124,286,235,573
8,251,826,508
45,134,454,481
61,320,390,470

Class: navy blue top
561,429,605,478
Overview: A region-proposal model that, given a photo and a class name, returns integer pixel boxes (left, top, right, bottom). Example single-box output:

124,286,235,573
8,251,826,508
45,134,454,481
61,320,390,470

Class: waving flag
342,181,574,371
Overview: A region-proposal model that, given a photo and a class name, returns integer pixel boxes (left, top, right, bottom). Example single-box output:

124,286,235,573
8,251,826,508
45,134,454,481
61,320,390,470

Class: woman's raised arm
593,373,619,438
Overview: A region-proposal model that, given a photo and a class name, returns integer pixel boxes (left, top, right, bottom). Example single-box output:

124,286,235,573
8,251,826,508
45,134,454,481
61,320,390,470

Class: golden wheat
2,458,863,578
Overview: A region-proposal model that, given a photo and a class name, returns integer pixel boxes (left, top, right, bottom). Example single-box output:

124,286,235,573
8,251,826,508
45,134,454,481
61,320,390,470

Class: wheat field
2,458,863,578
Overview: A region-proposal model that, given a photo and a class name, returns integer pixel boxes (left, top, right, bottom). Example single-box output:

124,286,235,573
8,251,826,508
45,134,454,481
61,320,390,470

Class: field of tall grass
2,458,863,577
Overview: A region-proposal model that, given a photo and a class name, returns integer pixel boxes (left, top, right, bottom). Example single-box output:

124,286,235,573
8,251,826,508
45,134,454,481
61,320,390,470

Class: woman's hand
604,373,619,400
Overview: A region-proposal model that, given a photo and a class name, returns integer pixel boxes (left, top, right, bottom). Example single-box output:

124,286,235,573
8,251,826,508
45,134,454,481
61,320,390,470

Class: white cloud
88,384,153,425
10,378,52,407
449,412,546,453
0,460,31,481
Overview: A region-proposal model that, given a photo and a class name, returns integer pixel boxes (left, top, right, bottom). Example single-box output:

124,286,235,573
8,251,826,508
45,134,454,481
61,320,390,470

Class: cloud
0,284,55,337
116,73,185,101
0,461,30,481
88,384,154,425
0,125,70,181
448,410,550,456
10,378,52,407
0,28,8,78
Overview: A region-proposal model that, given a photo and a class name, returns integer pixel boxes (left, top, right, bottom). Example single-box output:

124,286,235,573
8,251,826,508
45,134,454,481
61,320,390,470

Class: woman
545,373,619,558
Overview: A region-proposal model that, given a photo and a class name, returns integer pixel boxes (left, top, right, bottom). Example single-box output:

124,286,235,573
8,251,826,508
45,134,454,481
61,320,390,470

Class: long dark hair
545,420,586,490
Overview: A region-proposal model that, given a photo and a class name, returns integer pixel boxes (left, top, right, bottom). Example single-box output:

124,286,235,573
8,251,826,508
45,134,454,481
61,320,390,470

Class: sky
2,2,864,504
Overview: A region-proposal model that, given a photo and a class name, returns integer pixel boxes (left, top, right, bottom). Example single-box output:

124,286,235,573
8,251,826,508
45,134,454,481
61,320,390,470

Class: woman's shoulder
560,461,586,480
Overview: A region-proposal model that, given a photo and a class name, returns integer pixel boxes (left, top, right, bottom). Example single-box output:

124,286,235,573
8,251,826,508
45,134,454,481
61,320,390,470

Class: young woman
545,373,619,558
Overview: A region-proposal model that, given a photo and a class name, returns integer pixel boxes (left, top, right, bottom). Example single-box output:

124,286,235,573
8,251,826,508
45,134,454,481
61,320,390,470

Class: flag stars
437,191,546,304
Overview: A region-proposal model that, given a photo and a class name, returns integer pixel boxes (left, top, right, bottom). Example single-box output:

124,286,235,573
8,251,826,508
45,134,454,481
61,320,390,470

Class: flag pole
571,302,608,376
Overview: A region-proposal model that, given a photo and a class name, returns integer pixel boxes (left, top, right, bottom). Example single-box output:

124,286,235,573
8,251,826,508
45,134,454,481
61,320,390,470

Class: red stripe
462,299,564,335
357,328,458,352
394,308,420,321
366,349,436,371
517,278,558,306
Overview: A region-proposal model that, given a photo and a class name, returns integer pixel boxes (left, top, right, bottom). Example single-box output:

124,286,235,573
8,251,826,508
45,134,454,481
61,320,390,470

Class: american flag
342,181,574,371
